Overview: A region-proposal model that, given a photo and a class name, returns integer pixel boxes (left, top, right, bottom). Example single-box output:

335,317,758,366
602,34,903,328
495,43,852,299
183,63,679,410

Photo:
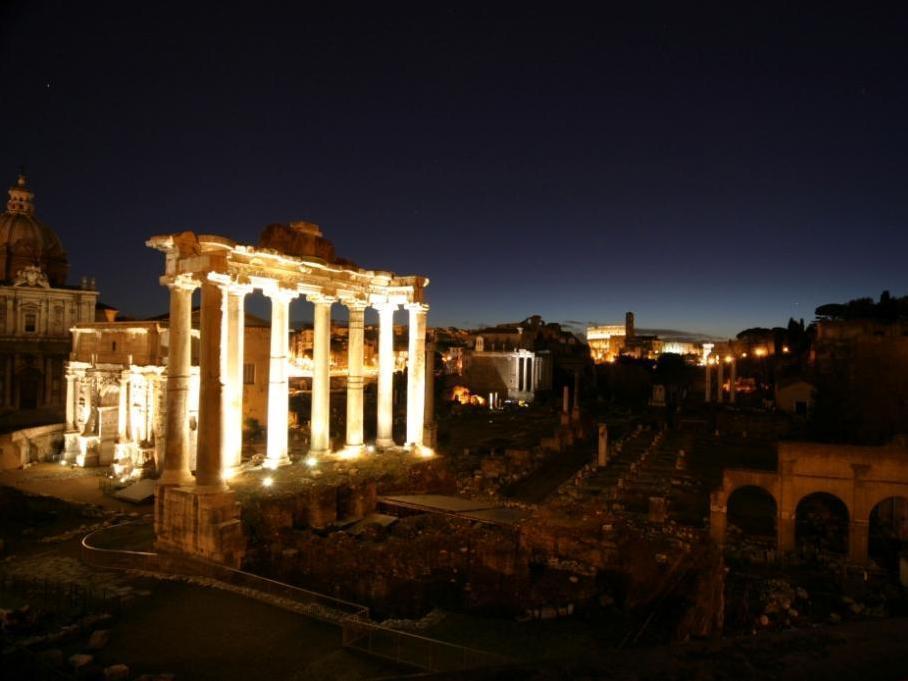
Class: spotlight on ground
262,476,274,488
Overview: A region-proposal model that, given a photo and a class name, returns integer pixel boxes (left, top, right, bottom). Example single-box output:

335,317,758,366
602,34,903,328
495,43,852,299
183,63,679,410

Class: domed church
0,171,98,413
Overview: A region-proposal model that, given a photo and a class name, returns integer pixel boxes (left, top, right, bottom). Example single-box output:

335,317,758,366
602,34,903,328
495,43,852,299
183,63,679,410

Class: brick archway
711,441,908,565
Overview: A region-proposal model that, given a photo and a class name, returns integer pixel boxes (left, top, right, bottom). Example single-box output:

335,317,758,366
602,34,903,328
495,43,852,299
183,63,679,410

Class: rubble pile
455,446,551,498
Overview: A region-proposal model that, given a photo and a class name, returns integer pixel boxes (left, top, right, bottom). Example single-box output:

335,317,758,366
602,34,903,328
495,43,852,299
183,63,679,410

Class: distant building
63,311,271,470
442,316,579,403
588,312,701,362
775,378,815,416
0,172,98,414
463,345,552,403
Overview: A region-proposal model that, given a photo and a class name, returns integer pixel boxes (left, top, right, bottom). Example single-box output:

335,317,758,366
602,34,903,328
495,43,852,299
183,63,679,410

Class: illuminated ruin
145,224,430,564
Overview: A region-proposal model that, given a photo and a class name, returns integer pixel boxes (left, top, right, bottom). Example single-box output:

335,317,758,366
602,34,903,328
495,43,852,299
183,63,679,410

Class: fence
81,523,368,623
81,522,510,672
342,616,510,672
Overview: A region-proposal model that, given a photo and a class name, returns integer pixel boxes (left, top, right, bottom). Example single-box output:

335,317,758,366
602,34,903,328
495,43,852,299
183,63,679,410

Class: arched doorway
727,485,777,539
795,492,849,556
869,496,908,575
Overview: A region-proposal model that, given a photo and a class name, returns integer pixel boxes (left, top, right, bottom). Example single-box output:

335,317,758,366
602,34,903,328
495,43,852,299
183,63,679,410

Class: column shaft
729,360,737,403
223,286,248,476
423,339,436,446
345,303,366,450
405,304,428,447
65,373,76,430
310,297,333,455
265,290,293,468
376,304,396,448
160,278,196,485
195,279,226,488
717,360,725,404
704,361,712,402
117,372,128,441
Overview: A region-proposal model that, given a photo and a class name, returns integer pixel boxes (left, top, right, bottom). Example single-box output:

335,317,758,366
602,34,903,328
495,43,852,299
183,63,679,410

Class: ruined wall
242,325,270,427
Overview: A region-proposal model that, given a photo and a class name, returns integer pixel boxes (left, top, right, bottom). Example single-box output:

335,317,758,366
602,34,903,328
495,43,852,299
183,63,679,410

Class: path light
305,456,318,468
262,476,274,488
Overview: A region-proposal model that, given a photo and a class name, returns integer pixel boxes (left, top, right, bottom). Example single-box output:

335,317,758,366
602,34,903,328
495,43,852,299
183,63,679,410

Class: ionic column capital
208,273,254,296
372,300,399,314
405,302,430,314
161,273,200,292
343,299,369,312
263,285,299,304
306,293,337,306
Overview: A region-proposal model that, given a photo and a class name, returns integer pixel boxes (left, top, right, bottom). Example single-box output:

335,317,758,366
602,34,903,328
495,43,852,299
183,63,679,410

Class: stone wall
0,423,65,469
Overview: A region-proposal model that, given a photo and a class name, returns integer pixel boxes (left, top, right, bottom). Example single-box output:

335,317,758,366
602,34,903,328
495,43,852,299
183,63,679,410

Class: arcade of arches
711,441,908,565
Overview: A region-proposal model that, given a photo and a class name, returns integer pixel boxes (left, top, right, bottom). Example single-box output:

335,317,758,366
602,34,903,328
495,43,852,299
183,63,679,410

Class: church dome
0,172,69,287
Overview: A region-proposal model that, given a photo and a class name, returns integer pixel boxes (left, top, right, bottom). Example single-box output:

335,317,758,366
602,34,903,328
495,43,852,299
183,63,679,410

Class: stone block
104,664,130,681
69,653,93,670
88,628,111,650
155,485,245,567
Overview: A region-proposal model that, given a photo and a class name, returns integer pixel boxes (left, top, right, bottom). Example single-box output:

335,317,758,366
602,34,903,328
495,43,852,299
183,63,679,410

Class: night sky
2,4,907,338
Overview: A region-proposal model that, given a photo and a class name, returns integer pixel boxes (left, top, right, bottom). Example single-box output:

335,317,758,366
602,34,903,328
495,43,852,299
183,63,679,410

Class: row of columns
704,355,736,404
160,273,430,488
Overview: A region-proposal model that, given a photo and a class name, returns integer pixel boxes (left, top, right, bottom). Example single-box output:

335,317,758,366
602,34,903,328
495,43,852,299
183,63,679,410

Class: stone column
128,371,140,442
423,338,436,448
729,359,737,404
309,294,335,456
65,371,76,430
597,423,608,467
704,358,712,402
74,373,83,429
160,275,197,486
223,281,252,477
117,371,129,441
709,496,728,545
561,385,570,426
717,359,725,404
375,302,397,448
571,372,581,423
849,520,870,564
778,512,796,555
345,301,367,452
195,277,227,489
264,287,296,468
405,303,428,448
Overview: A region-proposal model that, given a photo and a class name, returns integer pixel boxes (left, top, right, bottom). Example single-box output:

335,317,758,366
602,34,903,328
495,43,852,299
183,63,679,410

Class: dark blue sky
2,4,906,338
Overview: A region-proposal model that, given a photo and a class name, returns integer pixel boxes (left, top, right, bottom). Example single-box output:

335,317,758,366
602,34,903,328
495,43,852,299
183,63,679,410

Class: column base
375,438,396,450
423,423,437,449
308,448,331,458
263,456,291,470
63,431,81,463
222,463,244,481
155,485,245,568
159,468,194,486
342,443,365,455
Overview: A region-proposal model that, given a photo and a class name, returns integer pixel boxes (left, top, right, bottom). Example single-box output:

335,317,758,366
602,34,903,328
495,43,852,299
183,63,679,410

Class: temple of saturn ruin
145,224,430,565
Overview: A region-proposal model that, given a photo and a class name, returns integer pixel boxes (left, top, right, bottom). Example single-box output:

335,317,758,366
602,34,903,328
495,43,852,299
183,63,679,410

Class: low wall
0,423,66,470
